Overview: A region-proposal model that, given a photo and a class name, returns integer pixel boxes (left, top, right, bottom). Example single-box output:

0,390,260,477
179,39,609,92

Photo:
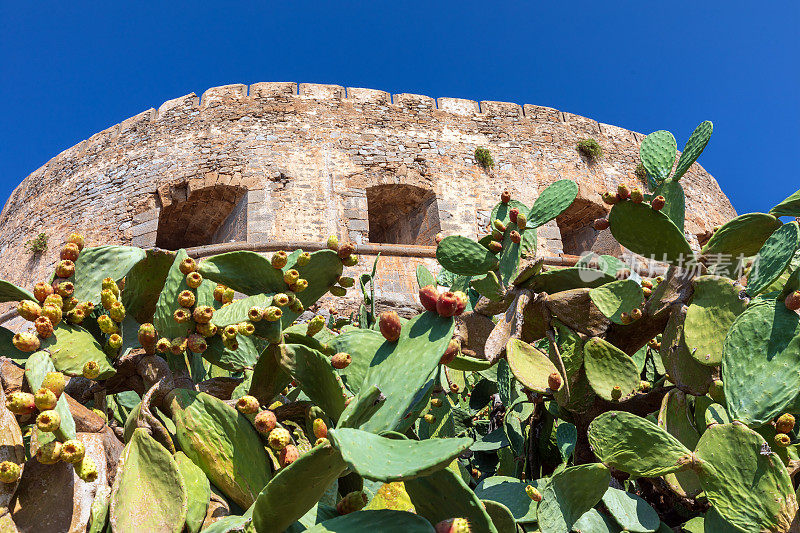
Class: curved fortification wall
0,82,736,317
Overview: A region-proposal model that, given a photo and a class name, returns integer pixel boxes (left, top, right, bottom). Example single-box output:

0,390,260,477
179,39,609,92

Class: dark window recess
156,185,248,250
555,197,613,256
366,185,441,245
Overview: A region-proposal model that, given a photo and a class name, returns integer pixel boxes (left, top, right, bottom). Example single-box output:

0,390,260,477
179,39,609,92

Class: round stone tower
0,82,736,320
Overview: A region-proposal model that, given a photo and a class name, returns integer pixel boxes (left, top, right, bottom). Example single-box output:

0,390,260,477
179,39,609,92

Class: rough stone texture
0,82,735,316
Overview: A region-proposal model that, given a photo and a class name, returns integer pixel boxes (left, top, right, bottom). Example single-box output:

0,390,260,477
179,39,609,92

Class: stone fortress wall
0,82,737,320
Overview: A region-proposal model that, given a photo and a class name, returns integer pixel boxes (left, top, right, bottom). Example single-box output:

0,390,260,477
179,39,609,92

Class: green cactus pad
587,411,692,477
498,224,525,286
174,451,210,533
39,323,116,379
583,337,640,402
657,390,702,499
471,271,504,301
109,428,188,533
601,487,660,533
538,463,611,533
278,344,348,423
506,338,562,393
660,307,714,395
702,401,731,428
202,332,262,372
572,509,621,533
684,276,747,366
153,249,195,339
770,188,800,218
87,485,111,533
251,443,347,533
522,266,616,294
436,236,500,276
639,130,677,182
652,178,686,232
673,121,713,181
198,250,285,295
285,249,344,325
0,279,34,303
722,296,800,426
549,321,595,413
701,212,783,258
329,427,472,482
169,389,272,509
557,422,577,462
327,328,384,395
694,423,797,532
491,199,529,225
338,385,384,429
589,279,644,324
247,343,292,406
416,264,436,289
474,476,539,524
25,350,77,442
356,311,455,433
405,464,498,533
609,201,692,264
747,221,800,296
305,510,434,532
211,293,272,326
122,248,176,324
527,179,579,228
72,245,147,305
481,500,516,533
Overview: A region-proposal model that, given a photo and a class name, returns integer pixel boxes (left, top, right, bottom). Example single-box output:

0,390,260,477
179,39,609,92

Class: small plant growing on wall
474,147,494,169
577,138,603,160
24,232,48,255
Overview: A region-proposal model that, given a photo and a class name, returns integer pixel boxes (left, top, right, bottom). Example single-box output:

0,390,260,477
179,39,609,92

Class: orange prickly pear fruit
652,195,666,211
17,300,41,321
379,311,402,342
436,292,459,318
254,410,277,434
312,418,328,440
419,285,439,313
179,257,197,275
776,413,795,434
331,352,352,370
435,518,472,533
67,233,85,251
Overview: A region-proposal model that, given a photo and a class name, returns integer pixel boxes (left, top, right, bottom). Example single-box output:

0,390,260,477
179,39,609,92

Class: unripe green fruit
34,388,57,411
601,192,619,205
0,461,21,484
273,293,290,307
222,336,239,351
248,306,263,322
289,298,304,313
611,386,623,401
330,286,347,297
83,361,100,380
222,287,235,304
493,219,506,233
60,439,86,464
342,254,358,267
631,188,644,203
326,235,339,251
709,379,725,404
66,307,86,325
516,212,527,230
775,433,792,448
17,300,41,321
424,414,435,423
268,427,292,450
306,315,325,336
337,276,355,288
337,242,355,260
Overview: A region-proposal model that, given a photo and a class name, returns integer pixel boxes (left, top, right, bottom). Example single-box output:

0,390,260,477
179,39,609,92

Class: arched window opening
366,185,441,245
156,185,247,250
556,197,619,257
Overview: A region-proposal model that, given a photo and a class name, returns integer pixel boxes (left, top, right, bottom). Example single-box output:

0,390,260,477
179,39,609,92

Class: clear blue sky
1,2,797,215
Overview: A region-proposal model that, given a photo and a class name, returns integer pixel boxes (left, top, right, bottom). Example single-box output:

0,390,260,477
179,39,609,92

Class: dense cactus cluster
0,121,799,532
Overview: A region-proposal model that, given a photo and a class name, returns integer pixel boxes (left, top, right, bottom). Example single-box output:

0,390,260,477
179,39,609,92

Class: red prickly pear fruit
12,332,40,353
34,316,53,339
273,293,290,307
279,444,300,467
526,485,542,502
268,427,292,451
61,242,80,261
510,230,521,244
611,386,623,401
0,461,21,484
237,322,255,337
6,391,36,415
617,184,630,200
312,418,328,440
336,491,368,515
213,284,227,302
601,192,620,205
630,188,644,203
419,285,439,313
186,271,203,289
179,257,197,275
775,433,791,448
776,413,795,434
630,308,643,321
434,518,472,533
331,352,352,370
296,251,312,266
342,254,359,267
271,251,288,269
60,439,86,464
652,195,666,211
509,208,519,223
437,292,459,318
138,323,157,346
83,361,100,380
284,269,300,286
192,305,214,324
548,372,562,391
453,291,468,316
236,395,260,415
263,306,282,322
337,242,356,260
36,440,62,465
74,456,98,483
173,308,191,324
34,388,57,411
435,232,444,244
55,260,75,278
42,372,66,398
326,235,339,250
500,190,511,203
493,219,506,233
36,409,61,433
17,300,42,321
593,218,610,231
187,333,208,353
488,241,502,253
440,338,460,365
379,311,402,342
177,290,196,308
785,291,800,311
254,410,277,434
67,233,85,251
33,281,54,303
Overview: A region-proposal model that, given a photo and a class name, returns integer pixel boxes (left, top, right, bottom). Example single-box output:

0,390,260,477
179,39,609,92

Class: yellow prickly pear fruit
185,271,203,289
102,277,119,299
179,257,197,275
526,485,542,502
236,395,260,415
268,428,292,451
776,413,795,434
177,290,195,308
74,456,98,482
237,322,255,337
17,300,41,321
12,332,40,353
296,251,311,266
284,269,300,286
222,287,235,304
187,333,208,354
97,314,118,334
34,388,57,411
36,441,62,465
155,338,171,353
42,372,66,398
60,439,86,464
775,433,792,448
312,418,328,440
434,518,472,533
55,260,75,279
0,461,21,484
213,284,227,302
83,361,100,380
263,306,282,322
306,315,325,336
173,308,191,324
271,251,288,269
6,391,36,415
170,337,188,355
36,409,61,433
193,305,214,324
67,233,85,251
196,323,217,338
